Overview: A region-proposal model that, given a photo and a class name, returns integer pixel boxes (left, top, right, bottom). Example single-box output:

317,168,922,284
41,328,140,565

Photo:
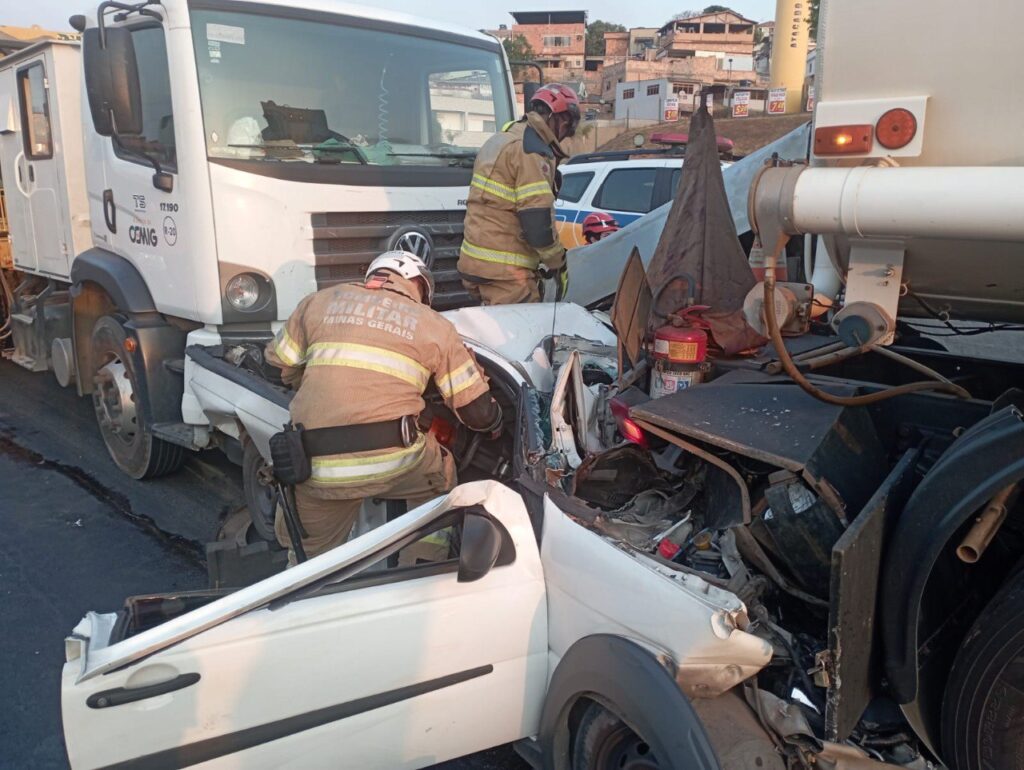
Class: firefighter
265,250,502,561
581,212,620,244
458,83,581,305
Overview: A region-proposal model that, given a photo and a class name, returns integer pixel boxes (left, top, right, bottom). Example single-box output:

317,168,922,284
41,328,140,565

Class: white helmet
365,250,434,305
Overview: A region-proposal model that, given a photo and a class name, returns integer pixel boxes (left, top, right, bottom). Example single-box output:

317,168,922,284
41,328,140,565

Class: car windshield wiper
388,150,477,159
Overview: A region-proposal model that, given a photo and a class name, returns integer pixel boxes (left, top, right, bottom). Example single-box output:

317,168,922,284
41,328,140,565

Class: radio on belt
650,306,709,399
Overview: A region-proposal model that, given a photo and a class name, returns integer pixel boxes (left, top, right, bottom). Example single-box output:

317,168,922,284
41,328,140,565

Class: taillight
875,108,917,150
609,397,648,448
814,124,873,155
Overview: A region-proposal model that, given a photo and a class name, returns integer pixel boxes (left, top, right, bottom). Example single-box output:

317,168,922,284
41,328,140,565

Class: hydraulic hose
762,235,971,405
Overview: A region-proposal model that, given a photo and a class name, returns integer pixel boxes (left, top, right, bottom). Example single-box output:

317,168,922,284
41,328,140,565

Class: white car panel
62,481,547,769
540,496,773,698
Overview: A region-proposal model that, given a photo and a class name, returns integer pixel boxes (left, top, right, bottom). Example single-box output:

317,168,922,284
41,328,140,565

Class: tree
808,0,820,39
673,10,702,19
702,4,731,12
586,19,627,57
502,35,536,80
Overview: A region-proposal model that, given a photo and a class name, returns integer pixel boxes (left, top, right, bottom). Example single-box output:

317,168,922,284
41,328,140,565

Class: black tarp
645,107,765,354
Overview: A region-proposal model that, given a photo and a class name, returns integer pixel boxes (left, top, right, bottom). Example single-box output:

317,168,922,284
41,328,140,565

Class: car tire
573,701,662,770
941,569,1024,769
90,315,184,479
242,439,279,543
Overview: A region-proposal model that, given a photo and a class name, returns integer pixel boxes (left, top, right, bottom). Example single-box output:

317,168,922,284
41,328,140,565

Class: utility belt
269,416,419,486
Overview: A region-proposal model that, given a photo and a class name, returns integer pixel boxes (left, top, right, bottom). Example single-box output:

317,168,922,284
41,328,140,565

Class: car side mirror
82,27,143,137
523,82,540,107
457,510,503,583
152,171,174,193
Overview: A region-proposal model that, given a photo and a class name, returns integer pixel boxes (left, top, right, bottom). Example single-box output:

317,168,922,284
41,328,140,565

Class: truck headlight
226,274,261,311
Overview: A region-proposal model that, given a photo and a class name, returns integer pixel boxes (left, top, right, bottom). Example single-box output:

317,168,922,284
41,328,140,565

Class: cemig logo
129,225,159,247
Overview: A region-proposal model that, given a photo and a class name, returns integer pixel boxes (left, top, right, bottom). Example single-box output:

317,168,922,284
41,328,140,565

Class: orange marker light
814,124,873,155
876,108,917,150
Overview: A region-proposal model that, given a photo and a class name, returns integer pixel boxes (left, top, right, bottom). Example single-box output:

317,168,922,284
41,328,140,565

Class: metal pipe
957,483,1018,564
632,418,751,524
755,165,1024,243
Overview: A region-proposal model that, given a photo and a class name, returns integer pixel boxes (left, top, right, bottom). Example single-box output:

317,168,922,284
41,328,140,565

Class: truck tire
243,439,278,543
941,569,1024,770
573,702,662,770
90,315,184,479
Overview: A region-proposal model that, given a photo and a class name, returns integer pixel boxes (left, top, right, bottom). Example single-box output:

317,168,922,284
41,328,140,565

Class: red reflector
609,397,648,448
875,108,917,150
814,124,873,155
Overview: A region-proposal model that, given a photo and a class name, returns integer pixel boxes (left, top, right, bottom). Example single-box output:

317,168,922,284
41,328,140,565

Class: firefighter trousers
275,438,457,561
461,267,541,305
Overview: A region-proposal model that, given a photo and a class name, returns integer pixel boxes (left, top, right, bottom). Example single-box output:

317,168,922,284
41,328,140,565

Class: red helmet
530,83,581,132
582,212,620,241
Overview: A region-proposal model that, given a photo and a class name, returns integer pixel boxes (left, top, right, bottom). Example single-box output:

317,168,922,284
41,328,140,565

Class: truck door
61,483,548,769
11,56,64,273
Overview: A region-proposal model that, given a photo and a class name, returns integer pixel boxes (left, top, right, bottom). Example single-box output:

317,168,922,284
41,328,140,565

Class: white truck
46,0,1024,768
0,0,515,478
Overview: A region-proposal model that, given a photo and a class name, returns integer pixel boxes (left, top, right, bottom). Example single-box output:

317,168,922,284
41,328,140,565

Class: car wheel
573,702,662,770
91,315,184,479
941,569,1024,769
243,439,279,543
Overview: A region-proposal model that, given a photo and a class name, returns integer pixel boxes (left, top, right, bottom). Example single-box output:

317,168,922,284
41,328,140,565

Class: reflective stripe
311,436,426,485
471,174,552,204
273,327,304,366
437,359,484,401
305,342,429,389
460,239,539,270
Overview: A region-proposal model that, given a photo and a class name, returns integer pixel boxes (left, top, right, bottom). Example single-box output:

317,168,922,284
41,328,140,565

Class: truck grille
311,210,470,309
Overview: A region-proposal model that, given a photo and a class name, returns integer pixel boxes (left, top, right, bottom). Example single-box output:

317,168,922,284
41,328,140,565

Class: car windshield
190,9,513,167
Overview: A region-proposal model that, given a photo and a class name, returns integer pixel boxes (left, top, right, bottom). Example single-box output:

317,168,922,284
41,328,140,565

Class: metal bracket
835,239,905,346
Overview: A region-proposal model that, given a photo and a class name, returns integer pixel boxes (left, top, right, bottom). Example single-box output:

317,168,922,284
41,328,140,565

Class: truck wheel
573,702,662,770
243,439,279,543
941,570,1024,769
90,315,184,479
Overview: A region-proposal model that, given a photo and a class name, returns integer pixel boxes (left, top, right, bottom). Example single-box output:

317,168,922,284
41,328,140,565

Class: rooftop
510,10,587,25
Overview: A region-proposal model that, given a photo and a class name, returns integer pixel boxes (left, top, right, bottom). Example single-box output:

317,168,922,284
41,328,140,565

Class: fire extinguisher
650,306,709,399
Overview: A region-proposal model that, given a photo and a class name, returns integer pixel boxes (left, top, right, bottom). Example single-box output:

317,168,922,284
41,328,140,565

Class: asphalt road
0,358,526,770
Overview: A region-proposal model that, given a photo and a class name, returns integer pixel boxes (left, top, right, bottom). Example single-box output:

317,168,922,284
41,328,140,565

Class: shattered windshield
189,9,512,167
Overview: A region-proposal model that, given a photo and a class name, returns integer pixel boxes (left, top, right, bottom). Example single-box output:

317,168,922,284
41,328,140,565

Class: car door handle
87,672,201,709
102,189,117,234
27,164,34,183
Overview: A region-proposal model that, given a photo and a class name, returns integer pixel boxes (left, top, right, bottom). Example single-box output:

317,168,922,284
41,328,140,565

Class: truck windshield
189,9,513,167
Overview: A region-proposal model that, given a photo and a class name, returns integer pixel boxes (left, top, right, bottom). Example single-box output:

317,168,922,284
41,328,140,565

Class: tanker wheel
90,315,184,479
242,438,279,543
941,569,1024,769
572,702,663,770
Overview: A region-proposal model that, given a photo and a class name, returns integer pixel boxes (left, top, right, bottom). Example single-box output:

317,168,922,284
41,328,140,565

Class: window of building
594,168,657,213
115,25,176,170
673,83,695,95
17,63,52,159
543,35,572,48
622,88,635,99
646,84,660,96
703,23,726,34
557,172,593,203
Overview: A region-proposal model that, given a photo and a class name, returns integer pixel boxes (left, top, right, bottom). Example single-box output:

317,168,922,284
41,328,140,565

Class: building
510,10,587,83
655,10,756,74
614,78,674,120
0,25,75,57
600,11,759,111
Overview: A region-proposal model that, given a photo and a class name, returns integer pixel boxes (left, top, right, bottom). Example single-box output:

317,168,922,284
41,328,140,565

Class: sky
3,0,780,34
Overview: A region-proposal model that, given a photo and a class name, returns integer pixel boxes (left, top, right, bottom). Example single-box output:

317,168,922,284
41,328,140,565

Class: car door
61,481,548,770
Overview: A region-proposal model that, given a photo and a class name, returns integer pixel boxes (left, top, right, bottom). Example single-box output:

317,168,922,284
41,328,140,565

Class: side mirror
152,171,173,193
83,27,143,137
457,510,503,583
523,82,540,107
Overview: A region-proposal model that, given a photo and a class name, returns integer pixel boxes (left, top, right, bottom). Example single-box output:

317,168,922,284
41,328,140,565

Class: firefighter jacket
458,112,567,282
265,275,492,498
